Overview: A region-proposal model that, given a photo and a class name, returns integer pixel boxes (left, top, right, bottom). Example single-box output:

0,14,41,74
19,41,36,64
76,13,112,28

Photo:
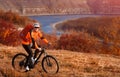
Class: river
29,14,118,35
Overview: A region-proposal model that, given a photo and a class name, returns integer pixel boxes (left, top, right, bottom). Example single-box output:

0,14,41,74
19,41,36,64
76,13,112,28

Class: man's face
34,27,39,32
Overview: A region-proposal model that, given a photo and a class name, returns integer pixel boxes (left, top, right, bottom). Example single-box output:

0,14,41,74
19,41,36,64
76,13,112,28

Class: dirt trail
0,45,120,77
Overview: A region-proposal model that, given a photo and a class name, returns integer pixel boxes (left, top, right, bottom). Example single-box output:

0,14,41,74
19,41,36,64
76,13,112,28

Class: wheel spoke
42,55,59,74
12,53,27,72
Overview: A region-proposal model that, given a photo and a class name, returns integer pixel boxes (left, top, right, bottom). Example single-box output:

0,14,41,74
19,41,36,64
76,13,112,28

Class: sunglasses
34,27,39,28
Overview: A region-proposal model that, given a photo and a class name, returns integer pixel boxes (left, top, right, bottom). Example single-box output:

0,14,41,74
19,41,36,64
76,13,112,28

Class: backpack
19,24,34,42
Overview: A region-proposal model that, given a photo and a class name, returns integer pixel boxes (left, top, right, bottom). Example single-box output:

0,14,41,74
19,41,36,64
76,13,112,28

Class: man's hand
37,47,42,51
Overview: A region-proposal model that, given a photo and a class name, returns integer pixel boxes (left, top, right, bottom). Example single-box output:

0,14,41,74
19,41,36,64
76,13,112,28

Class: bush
0,10,35,27
57,31,99,52
55,16,120,43
55,16,120,55
0,19,21,46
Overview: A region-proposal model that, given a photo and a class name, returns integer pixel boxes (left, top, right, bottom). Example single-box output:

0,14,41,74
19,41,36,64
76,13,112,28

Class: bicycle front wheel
42,55,59,74
12,53,27,72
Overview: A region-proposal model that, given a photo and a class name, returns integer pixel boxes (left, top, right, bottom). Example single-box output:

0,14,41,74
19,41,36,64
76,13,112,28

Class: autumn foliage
0,19,21,46
0,10,35,27
57,31,98,52
56,16,120,55
0,10,36,46
56,16,120,42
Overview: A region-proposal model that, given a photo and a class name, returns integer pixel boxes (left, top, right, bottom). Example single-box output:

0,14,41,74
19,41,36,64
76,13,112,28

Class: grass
0,45,120,77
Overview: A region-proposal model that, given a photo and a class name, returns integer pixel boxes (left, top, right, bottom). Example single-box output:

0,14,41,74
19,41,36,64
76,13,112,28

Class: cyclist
22,23,50,71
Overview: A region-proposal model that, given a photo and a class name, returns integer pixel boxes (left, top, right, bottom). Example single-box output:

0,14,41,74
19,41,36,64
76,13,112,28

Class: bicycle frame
34,48,47,64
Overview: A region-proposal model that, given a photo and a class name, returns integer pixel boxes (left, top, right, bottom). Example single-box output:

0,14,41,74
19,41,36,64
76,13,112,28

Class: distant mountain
0,0,19,13
87,0,120,14
0,0,120,15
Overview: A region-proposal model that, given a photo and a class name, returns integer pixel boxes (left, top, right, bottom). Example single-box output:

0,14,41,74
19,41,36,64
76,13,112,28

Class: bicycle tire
42,55,59,74
12,53,27,72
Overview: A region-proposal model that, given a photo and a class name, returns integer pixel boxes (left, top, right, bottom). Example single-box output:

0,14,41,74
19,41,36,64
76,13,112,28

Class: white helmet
33,23,40,28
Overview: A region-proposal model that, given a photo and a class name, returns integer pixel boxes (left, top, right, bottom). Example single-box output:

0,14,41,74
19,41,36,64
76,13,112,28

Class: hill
0,44,120,77
0,0,120,15
0,0,89,15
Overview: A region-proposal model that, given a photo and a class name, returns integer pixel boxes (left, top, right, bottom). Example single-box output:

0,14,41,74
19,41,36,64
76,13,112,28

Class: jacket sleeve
38,32,49,44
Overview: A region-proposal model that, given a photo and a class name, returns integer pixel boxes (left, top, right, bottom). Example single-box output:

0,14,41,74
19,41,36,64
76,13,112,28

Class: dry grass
0,44,120,77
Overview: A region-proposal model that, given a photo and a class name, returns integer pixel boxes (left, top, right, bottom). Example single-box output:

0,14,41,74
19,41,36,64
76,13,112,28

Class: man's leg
34,49,40,59
22,44,33,70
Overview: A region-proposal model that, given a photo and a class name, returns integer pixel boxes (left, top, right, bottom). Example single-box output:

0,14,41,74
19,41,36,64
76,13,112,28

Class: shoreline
52,18,79,31
21,13,120,17
52,20,69,35
51,15,120,33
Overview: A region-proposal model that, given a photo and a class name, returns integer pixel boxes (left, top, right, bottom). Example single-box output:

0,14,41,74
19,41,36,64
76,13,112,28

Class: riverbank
21,13,120,17
22,13,91,16
52,17,81,31
21,14,93,16
53,15,120,32
51,18,77,35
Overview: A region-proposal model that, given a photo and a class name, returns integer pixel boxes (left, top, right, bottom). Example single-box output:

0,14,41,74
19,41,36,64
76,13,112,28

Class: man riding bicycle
22,23,50,71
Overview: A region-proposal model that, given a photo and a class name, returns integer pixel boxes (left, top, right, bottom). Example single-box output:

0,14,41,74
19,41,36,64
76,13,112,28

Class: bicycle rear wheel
42,55,59,74
12,53,27,72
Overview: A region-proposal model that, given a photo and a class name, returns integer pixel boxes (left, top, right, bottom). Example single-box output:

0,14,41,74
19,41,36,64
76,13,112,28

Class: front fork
44,52,47,57
44,54,52,66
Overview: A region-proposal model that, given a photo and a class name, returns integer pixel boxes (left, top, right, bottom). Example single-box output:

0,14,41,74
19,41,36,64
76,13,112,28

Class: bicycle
12,47,59,74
